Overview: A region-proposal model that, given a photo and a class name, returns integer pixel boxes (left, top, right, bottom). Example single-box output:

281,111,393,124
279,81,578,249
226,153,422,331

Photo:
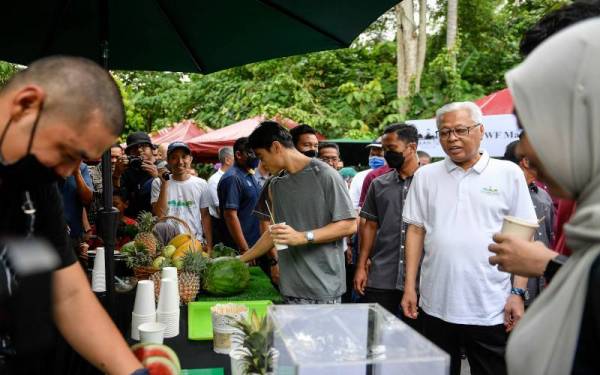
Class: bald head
2,56,124,135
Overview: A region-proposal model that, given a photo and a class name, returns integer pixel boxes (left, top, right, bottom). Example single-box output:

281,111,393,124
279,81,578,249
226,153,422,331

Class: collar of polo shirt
444,150,490,174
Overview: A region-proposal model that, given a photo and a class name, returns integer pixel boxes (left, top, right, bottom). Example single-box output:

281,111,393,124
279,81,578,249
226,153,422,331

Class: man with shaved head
0,56,142,374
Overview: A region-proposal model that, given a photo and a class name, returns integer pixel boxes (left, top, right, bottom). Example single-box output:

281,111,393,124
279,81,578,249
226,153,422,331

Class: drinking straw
265,200,275,224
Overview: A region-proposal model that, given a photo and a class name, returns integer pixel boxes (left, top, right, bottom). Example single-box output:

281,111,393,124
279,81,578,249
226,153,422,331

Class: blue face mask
368,156,385,169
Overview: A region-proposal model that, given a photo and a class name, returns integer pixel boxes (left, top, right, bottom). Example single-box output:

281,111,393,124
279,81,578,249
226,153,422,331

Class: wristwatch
511,287,529,301
305,231,315,244
543,255,568,283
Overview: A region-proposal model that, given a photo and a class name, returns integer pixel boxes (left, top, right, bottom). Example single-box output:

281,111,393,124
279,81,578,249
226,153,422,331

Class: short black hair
318,142,340,155
520,1,600,56
290,124,317,146
248,121,294,151
111,143,123,150
113,188,128,201
417,150,431,159
3,56,125,135
503,140,522,165
233,137,251,154
383,123,419,145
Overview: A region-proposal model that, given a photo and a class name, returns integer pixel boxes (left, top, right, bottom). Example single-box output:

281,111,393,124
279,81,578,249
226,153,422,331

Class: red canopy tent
474,88,514,115
150,119,209,145
188,116,306,162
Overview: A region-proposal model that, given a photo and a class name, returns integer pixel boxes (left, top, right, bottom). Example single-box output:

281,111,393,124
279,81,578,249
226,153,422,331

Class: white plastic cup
91,247,106,292
157,311,179,338
138,322,166,344
161,267,180,305
157,278,179,313
133,280,156,316
269,222,288,251
131,312,156,340
501,216,539,241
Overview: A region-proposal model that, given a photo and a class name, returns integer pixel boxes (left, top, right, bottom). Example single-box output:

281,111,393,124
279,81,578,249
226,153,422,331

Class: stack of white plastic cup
156,278,179,338
161,267,180,306
131,280,157,340
91,247,106,292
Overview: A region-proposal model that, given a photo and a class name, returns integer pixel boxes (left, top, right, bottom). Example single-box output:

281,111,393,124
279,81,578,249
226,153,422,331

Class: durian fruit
135,211,159,257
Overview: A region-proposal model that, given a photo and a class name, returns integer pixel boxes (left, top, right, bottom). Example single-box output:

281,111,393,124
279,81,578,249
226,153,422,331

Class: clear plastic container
268,303,449,375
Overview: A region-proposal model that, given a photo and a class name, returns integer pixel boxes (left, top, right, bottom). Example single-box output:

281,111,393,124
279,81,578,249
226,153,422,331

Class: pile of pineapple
122,211,209,304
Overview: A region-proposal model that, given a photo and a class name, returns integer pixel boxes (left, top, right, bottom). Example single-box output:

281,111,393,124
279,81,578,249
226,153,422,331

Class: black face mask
302,149,317,158
0,103,60,188
384,150,406,169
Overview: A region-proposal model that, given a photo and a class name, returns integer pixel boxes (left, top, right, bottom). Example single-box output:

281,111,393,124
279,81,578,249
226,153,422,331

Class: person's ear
235,150,243,160
272,141,282,154
478,123,485,139
10,85,45,121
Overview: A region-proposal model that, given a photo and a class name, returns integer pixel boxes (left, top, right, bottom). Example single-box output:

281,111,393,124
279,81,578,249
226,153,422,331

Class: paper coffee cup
501,216,539,241
269,222,288,251
138,322,166,344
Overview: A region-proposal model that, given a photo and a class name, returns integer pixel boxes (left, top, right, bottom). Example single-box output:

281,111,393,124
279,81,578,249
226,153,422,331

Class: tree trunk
415,0,427,92
396,1,417,116
447,0,458,50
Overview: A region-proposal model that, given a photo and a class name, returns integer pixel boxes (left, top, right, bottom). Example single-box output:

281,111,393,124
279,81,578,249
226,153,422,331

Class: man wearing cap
349,138,385,211
114,131,161,218
151,142,213,251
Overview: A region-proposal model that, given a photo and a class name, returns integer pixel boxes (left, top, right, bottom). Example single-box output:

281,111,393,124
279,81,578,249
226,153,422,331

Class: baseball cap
365,136,383,149
167,142,191,156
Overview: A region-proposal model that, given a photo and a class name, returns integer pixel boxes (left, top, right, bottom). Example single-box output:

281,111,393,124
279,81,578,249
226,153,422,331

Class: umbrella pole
97,2,118,319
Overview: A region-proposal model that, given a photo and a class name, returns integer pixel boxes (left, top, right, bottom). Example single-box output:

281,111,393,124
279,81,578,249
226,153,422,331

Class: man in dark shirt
217,137,261,254
114,132,160,218
354,124,420,326
0,56,141,373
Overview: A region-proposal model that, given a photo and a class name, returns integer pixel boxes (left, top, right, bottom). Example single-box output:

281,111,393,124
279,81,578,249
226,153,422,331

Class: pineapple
134,211,159,257
148,251,204,304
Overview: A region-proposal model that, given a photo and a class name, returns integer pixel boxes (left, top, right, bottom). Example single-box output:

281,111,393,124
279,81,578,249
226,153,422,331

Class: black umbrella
0,0,399,314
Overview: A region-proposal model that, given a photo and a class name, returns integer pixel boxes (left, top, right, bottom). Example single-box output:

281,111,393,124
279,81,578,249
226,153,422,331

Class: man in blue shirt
217,137,261,254
59,162,93,253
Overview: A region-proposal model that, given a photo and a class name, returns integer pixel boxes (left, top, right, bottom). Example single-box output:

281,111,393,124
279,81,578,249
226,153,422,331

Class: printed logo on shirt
481,186,500,195
167,199,194,208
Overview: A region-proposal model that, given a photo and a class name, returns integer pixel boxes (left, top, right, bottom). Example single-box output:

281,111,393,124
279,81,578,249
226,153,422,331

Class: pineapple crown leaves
231,310,274,374
181,251,208,276
122,243,153,268
136,211,156,233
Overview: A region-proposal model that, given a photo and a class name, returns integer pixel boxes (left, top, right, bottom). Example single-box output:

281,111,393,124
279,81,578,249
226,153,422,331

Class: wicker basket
132,215,198,279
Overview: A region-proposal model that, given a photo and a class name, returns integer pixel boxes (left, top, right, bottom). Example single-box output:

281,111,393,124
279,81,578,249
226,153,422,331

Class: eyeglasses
437,123,481,139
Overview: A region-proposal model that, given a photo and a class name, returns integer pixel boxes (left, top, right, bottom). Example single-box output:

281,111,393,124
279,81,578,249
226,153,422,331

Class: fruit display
203,257,250,296
168,233,204,262
131,343,181,374
150,251,209,304
135,212,160,257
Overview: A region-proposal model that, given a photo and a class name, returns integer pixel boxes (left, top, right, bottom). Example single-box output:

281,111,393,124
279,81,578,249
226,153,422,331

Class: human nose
446,129,459,141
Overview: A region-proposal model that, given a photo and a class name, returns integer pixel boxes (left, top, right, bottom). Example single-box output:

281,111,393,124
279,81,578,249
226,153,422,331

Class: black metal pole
97,0,119,319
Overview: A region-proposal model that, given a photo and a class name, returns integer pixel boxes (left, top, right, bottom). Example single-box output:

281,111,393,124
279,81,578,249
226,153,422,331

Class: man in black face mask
354,124,421,328
217,137,262,255
290,124,319,158
0,57,142,373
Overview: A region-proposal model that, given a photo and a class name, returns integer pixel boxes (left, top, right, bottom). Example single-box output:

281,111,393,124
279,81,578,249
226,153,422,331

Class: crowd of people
0,1,599,375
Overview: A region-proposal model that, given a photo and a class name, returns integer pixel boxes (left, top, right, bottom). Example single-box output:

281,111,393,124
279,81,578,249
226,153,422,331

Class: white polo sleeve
509,168,537,222
403,170,427,228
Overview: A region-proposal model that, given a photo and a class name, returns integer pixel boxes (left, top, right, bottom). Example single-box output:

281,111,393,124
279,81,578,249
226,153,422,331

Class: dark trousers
360,287,422,333
421,310,507,375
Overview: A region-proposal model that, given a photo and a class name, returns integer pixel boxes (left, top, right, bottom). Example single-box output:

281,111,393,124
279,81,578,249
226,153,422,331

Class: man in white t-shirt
207,147,233,244
151,142,213,252
401,102,536,375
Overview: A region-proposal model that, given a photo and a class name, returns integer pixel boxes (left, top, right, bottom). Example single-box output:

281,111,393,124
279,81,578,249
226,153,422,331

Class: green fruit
152,256,166,269
162,245,177,258
203,257,250,296
173,258,184,270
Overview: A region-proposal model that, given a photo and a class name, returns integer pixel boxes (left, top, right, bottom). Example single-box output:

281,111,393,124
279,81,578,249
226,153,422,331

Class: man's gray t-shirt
255,159,356,299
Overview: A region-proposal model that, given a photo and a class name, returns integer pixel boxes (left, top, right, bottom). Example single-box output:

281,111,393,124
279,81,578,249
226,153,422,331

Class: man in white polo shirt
401,102,536,375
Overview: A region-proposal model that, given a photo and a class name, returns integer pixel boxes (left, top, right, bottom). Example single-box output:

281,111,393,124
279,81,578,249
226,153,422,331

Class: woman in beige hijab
489,18,600,375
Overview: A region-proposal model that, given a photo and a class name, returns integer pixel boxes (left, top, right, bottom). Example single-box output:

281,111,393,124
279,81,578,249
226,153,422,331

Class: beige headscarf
505,18,600,375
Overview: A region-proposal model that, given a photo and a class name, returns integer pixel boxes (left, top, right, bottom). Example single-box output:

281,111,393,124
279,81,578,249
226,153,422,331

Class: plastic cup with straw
266,200,288,251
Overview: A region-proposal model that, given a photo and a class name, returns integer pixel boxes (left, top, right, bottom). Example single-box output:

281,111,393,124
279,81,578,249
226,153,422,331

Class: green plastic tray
182,369,224,375
187,300,272,340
